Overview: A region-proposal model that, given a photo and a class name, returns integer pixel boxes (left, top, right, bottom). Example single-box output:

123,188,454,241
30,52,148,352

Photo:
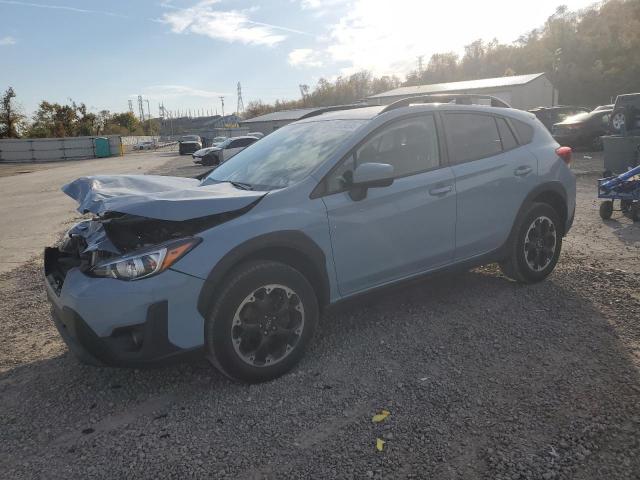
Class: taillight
556,146,572,165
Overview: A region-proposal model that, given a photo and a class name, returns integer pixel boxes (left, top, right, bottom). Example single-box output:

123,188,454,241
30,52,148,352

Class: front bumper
45,248,206,367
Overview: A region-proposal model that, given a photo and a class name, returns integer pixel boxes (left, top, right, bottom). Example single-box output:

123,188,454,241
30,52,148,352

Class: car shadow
601,216,640,246
1,265,639,478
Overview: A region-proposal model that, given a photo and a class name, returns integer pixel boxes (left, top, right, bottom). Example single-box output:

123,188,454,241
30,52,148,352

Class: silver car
192,136,258,166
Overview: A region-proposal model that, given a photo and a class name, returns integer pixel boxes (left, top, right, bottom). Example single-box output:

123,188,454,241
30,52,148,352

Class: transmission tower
236,82,244,114
145,100,151,120
128,99,134,114
137,95,145,122
417,55,424,73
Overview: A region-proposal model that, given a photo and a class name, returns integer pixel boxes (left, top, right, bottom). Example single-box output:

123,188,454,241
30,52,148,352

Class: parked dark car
609,93,640,134
552,109,612,150
529,106,590,132
178,135,202,155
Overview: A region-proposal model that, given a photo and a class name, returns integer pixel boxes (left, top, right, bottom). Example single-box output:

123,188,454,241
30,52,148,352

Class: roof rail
298,103,372,120
379,94,511,114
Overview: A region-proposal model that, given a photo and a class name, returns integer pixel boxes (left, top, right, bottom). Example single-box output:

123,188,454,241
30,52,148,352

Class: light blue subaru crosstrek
45,96,576,383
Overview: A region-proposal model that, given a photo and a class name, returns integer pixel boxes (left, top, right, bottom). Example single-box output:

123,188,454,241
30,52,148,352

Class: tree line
0,89,159,139
2,0,639,137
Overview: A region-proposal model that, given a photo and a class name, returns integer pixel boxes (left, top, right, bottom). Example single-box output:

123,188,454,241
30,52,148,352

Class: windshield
202,120,365,190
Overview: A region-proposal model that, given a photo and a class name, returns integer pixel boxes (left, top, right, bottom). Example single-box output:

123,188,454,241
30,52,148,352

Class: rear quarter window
511,119,534,145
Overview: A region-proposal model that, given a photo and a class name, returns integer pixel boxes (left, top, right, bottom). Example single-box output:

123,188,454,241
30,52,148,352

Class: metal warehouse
239,107,328,135
366,73,557,110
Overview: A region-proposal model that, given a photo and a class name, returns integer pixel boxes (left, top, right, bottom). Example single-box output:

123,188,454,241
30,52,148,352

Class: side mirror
349,162,394,200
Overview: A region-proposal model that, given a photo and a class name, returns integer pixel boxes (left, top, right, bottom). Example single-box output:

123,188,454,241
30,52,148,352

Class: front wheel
205,261,318,383
500,203,563,283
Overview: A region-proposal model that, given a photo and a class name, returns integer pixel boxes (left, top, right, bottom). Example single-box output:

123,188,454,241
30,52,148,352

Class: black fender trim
512,181,569,236
196,231,331,317
487,181,569,263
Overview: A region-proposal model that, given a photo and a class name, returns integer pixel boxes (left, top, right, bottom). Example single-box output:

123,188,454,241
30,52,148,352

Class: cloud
0,0,127,18
161,1,307,46
139,85,230,100
288,48,323,67
0,36,16,46
300,0,596,76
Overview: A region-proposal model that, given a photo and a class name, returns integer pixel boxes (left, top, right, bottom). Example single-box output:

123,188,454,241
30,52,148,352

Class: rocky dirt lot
0,156,638,479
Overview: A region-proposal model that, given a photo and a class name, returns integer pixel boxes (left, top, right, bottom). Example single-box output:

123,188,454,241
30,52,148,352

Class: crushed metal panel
62,175,267,221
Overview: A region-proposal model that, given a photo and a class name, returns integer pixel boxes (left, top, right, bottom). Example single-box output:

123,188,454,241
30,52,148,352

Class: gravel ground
0,155,638,479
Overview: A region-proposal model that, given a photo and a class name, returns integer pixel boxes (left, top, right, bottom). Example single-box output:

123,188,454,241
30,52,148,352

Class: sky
0,0,598,117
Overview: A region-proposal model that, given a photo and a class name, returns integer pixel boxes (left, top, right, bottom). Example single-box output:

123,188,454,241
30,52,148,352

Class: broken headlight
89,238,201,281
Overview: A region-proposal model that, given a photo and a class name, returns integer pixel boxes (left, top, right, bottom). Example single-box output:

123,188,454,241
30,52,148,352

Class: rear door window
443,113,502,164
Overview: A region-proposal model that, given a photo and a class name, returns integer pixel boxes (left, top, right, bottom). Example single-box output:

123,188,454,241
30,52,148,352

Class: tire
609,109,626,134
205,260,319,383
500,202,563,283
599,201,614,220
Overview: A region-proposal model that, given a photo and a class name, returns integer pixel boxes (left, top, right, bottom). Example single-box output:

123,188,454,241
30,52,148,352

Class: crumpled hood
62,175,266,221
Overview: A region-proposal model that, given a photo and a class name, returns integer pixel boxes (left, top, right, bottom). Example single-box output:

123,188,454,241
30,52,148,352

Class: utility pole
417,55,424,74
219,96,225,119
236,82,244,115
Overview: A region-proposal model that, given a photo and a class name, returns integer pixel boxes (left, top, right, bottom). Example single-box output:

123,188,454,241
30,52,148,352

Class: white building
366,73,558,110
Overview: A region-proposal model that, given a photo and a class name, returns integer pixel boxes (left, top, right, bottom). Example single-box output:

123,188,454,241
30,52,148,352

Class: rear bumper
45,248,207,367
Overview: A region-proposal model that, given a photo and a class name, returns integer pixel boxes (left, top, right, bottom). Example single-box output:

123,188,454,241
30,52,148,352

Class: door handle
514,166,533,176
429,185,452,196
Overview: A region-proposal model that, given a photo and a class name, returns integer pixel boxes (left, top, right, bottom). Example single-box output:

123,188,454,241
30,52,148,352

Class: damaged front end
46,174,266,293
45,203,256,294
44,174,267,366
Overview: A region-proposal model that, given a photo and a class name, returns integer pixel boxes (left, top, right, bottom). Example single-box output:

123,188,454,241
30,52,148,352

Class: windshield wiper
228,181,253,190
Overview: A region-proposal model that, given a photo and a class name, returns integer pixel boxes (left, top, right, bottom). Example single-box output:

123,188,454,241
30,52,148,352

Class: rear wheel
500,203,562,283
205,261,318,383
